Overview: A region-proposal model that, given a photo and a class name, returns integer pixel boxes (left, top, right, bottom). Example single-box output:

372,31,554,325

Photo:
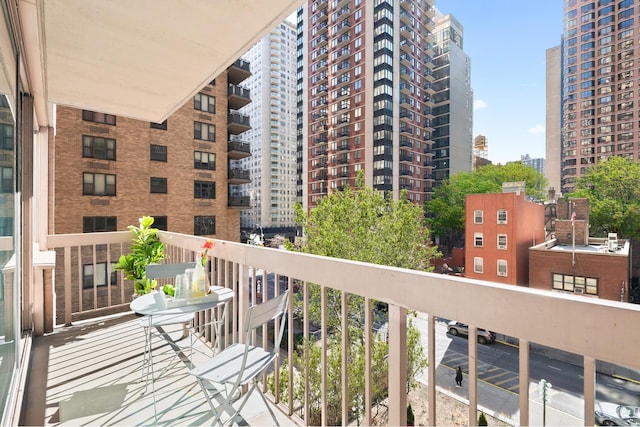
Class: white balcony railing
45,230,640,425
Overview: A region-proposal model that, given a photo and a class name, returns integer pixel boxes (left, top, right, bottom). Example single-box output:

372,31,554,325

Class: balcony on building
11,2,640,426
228,195,250,208
228,110,251,134
400,136,414,149
399,152,414,163
227,84,251,110
227,136,251,160
228,167,251,184
399,11,414,26
227,58,252,85
399,108,413,123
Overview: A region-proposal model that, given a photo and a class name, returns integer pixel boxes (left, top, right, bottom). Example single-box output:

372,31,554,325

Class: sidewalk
422,365,584,426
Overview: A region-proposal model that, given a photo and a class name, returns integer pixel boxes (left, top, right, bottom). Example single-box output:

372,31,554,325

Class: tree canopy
296,172,440,272
569,156,640,239
426,162,547,247
286,171,434,424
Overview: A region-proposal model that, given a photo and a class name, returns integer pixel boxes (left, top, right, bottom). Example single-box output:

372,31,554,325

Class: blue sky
435,0,564,164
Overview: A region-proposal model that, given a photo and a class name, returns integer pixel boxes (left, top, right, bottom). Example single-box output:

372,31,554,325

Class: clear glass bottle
192,252,207,298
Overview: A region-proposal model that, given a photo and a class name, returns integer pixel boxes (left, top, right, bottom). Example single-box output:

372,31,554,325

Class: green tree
569,156,640,239
282,171,435,424
427,162,547,248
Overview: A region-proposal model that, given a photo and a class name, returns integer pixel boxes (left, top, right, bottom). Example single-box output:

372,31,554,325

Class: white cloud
473,100,487,111
527,124,545,134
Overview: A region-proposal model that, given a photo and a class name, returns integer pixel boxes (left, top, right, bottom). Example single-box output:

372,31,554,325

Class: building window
194,151,216,170
83,262,118,289
497,260,507,277
83,216,116,232
552,273,598,295
0,123,13,149
152,216,168,231
474,209,483,224
194,93,216,113
194,215,216,235
0,216,12,236
83,136,116,160
194,181,215,199
194,122,216,142
497,234,507,249
497,209,508,224
150,120,168,130
150,177,168,194
82,110,116,125
474,232,483,247
0,167,13,193
150,144,168,162
474,257,483,274
83,173,116,196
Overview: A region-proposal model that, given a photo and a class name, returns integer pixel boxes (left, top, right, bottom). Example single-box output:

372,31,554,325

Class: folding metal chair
189,290,289,426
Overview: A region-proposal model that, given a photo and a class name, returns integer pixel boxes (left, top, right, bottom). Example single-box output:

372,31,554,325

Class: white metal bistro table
130,286,233,422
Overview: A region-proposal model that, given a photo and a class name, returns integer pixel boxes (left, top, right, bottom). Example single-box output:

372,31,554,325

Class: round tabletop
130,286,233,316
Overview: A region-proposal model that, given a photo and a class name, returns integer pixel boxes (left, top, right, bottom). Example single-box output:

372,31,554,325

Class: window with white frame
553,273,598,295
474,209,483,224
497,209,508,224
473,257,483,273
497,260,507,277
474,232,483,247
497,234,507,249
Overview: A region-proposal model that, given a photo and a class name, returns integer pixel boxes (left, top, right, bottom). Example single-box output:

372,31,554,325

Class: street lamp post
539,379,552,426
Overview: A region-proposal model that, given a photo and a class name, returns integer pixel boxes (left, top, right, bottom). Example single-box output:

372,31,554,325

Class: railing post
584,356,596,427
427,313,436,426
519,339,530,426
388,304,407,425
468,326,478,425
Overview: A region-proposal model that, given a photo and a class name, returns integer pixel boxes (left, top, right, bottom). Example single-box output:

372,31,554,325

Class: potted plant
407,403,415,426
114,216,165,295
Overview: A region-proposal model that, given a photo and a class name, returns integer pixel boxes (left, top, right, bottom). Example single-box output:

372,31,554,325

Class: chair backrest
244,290,289,348
146,262,196,279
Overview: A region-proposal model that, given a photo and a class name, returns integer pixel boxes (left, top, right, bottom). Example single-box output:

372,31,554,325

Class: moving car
595,402,640,426
447,321,496,345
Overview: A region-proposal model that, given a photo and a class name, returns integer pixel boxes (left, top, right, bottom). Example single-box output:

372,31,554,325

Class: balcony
228,111,251,135
227,58,252,85
227,84,251,110
227,139,251,160
17,231,640,426
228,168,251,184
228,195,250,208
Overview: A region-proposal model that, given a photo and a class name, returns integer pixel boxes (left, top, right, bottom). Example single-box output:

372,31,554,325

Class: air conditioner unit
574,288,584,295
608,233,618,251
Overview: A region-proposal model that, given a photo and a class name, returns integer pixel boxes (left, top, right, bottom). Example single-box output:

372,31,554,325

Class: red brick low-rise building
529,198,631,302
465,184,545,286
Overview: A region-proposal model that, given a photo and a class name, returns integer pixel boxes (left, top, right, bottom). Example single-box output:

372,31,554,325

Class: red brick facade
465,191,545,286
529,242,630,302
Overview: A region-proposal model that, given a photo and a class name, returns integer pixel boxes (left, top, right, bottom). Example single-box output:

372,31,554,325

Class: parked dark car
447,320,496,345
595,402,640,426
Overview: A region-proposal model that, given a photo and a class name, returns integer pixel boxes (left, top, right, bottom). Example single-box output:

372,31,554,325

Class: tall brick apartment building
52,61,252,317
52,60,252,240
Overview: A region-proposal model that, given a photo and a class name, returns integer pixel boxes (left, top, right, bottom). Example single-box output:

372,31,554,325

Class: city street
411,313,640,425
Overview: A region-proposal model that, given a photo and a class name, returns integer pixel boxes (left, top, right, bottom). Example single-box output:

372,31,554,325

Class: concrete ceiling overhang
19,0,302,124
